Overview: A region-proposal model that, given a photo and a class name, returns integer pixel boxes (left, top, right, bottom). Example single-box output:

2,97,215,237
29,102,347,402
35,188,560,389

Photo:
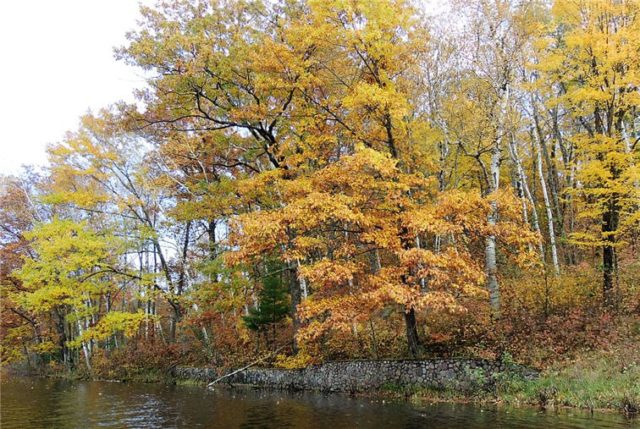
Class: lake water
0,376,635,428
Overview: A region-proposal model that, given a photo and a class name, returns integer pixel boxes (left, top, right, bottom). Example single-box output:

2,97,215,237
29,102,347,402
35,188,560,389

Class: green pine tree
243,261,290,350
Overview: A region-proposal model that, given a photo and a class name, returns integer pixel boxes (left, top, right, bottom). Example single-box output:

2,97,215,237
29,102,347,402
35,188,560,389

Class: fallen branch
207,346,284,389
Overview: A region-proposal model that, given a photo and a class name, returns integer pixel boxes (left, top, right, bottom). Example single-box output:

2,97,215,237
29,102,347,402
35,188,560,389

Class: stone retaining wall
175,359,538,393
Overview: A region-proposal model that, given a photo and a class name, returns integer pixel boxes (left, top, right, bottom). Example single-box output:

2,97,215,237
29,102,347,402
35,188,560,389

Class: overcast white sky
0,0,151,175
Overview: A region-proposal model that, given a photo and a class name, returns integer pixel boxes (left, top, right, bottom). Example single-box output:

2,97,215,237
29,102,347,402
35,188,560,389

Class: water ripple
1,377,634,429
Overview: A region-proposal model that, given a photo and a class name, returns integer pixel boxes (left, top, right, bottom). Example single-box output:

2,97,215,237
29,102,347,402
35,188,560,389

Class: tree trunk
602,196,619,307
74,310,92,372
287,263,302,353
54,309,69,366
404,307,419,358
602,242,616,307
539,134,563,236
509,133,545,258
485,142,501,315
208,219,217,260
600,113,621,308
484,85,510,316
533,129,560,276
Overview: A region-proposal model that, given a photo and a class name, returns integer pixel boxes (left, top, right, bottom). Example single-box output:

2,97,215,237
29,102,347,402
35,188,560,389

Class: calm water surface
0,376,636,428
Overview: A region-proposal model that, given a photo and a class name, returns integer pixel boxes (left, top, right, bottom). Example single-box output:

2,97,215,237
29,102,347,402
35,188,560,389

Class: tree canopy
1,0,638,373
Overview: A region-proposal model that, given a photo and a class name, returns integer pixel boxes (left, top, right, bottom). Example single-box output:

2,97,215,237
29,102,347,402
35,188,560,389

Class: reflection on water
0,376,634,428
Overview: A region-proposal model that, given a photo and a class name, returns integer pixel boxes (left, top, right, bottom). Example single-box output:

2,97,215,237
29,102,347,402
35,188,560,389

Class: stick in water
207,346,285,389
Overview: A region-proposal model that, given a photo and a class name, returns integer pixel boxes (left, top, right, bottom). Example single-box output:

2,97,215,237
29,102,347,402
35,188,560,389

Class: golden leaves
538,0,640,250
68,311,148,348
299,259,359,291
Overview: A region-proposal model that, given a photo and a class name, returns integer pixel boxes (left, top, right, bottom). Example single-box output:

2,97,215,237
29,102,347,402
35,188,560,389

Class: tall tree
537,0,640,305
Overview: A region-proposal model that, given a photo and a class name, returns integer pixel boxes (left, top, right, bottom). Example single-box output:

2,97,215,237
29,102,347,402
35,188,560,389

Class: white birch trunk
533,127,561,275
297,259,308,300
74,311,92,372
509,135,545,258
485,85,510,315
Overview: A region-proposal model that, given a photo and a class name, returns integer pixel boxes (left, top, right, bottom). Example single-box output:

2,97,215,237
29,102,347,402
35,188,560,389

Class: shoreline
18,370,631,417
9,353,637,418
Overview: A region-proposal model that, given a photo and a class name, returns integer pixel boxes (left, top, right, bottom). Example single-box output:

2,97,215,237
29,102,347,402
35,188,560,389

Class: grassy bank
379,343,639,417
499,343,640,415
